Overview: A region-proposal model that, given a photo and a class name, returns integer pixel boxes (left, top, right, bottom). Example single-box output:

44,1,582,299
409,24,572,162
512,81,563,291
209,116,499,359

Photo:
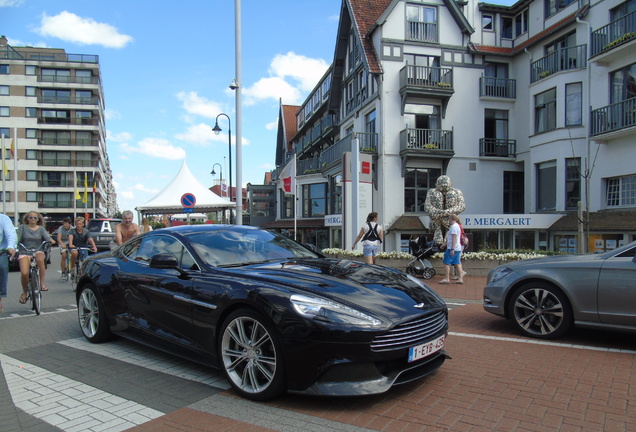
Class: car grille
370,311,447,351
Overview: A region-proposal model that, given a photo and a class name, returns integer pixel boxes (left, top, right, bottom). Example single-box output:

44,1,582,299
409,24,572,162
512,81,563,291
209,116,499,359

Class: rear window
88,219,120,234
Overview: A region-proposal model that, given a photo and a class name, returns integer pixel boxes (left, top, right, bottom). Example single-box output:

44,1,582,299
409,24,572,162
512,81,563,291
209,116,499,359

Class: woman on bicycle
18,211,55,304
56,217,73,278
68,216,97,272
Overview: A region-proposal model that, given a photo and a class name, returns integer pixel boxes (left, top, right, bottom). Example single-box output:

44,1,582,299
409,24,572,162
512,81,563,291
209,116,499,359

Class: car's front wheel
78,284,113,343
508,282,572,339
219,308,286,401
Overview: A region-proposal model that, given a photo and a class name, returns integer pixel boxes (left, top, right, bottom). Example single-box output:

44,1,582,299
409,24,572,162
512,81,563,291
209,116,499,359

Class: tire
508,282,573,339
219,308,286,401
30,269,41,315
423,268,436,279
78,284,113,343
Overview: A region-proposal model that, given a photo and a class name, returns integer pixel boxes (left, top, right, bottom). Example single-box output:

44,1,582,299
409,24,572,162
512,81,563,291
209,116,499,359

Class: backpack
362,222,381,243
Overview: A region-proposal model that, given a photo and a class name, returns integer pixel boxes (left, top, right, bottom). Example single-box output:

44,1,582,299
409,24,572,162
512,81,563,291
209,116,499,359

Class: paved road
1,253,635,431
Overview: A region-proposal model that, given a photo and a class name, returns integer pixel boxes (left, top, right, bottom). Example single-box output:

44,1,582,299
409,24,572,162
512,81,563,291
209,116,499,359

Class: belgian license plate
408,335,445,362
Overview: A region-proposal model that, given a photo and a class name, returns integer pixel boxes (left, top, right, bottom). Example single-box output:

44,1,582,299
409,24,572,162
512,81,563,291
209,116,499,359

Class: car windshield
185,228,320,267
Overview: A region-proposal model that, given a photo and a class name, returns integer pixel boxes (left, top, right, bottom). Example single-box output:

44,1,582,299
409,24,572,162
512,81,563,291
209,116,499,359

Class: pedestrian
115,210,141,245
18,211,55,304
439,214,465,285
0,213,17,312
56,217,73,277
352,211,383,264
140,217,153,234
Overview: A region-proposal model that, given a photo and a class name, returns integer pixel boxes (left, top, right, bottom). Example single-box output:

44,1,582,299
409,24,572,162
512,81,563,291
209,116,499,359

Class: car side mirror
150,253,190,278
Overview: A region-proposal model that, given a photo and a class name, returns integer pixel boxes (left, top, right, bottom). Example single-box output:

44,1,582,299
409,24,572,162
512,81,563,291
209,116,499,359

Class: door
597,246,636,326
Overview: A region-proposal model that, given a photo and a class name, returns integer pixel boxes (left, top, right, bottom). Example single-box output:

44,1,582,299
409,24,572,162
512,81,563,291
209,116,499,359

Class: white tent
136,161,232,216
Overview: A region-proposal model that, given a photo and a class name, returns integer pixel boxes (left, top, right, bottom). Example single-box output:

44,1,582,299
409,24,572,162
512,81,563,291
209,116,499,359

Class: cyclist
56,217,73,278
18,211,55,304
0,212,17,313
68,216,97,273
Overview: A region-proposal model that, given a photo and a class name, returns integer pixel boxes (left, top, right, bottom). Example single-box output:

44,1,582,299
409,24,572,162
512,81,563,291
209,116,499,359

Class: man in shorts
115,210,141,245
68,217,97,271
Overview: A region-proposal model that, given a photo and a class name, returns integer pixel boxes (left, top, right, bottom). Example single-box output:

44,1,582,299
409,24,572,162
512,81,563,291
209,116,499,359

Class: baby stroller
405,236,436,279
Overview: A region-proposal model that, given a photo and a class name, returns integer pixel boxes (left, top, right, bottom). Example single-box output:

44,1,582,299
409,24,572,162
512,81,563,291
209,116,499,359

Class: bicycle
18,241,51,316
69,247,93,291
59,246,71,281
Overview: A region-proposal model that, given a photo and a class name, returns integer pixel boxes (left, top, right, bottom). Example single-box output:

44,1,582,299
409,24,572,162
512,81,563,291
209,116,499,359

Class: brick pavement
126,275,636,432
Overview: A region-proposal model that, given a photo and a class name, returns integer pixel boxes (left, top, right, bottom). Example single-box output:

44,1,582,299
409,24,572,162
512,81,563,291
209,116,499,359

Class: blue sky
1,0,514,216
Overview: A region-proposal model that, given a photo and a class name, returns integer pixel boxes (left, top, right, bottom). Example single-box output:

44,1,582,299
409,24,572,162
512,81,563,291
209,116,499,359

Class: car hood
504,253,604,269
226,258,446,323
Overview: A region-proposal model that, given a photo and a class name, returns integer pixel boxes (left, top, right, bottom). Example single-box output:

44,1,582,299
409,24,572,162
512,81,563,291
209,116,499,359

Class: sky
1,0,515,217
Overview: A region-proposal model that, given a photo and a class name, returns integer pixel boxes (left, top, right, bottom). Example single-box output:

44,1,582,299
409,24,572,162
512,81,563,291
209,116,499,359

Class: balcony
591,11,636,59
38,117,99,126
38,96,99,105
399,65,453,114
479,77,516,99
38,75,100,85
530,45,587,83
38,159,98,167
479,138,516,158
0,49,99,63
406,21,438,43
38,179,74,187
590,97,636,140
399,128,453,159
39,138,99,146
295,114,337,157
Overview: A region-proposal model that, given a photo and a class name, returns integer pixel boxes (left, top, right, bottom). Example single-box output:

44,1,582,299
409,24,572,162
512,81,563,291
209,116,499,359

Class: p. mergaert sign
420,214,565,230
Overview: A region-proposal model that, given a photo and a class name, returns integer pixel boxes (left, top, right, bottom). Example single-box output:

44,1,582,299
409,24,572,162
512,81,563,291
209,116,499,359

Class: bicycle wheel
30,268,41,315
70,263,78,292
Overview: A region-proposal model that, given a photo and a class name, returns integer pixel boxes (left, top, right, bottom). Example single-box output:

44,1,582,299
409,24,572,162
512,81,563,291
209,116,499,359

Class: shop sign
325,215,343,226
420,214,565,230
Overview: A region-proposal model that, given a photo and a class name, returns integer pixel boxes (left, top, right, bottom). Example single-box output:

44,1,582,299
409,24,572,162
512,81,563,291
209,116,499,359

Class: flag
279,155,296,196
3,161,8,178
9,139,14,158
93,181,97,193
75,183,81,200
82,173,88,203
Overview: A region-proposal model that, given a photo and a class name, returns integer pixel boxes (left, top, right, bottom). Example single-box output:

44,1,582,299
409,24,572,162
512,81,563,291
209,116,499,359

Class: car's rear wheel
219,308,286,401
508,282,572,339
78,284,113,343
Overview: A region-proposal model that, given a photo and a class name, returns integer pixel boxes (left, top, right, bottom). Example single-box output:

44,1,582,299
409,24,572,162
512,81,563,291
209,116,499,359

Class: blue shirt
0,214,17,250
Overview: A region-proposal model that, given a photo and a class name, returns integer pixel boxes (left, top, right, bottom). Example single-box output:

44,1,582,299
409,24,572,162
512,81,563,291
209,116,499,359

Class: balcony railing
38,159,98,167
39,200,75,208
591,11,636,57
0,49,98,63
297,157,320,175
38,75,100,85
38,95,99,105
479,138,516,157
590,97,636,136
38,179,75,187
479,77,516,98
400,65,453,91
406,21,438,43
39,138,99,146
400,128,453,152
530,45,587,83
37,117,99,126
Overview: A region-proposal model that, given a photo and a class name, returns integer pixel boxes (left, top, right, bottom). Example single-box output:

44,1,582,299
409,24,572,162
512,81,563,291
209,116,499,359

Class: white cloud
265,119,278,131
36,11,133,48
5,37,47,47
174,123,216,146
0,0,25,6
133,183,159,194
243,76,302,106
176,91,224,120
269,52,329,91
104,109,122,120
120,137,186,160
120,190,134,200
107,130,132,142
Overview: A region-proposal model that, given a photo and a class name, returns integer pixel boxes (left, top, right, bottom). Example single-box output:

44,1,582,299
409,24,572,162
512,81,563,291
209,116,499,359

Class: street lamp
212,113,232,210
211,163,223,197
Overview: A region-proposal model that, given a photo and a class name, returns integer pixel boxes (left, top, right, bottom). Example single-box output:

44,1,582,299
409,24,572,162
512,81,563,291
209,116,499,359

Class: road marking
0,353,163,432
449,332,636,354
0,306,77,320
59,337,230,389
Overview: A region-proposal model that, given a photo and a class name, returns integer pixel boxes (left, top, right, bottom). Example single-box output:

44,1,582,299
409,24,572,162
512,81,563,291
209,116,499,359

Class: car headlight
290,294,382,327
489,267,513,284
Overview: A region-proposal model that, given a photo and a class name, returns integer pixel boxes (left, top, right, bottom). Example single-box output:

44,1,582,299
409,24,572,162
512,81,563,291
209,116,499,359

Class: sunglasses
28,216,39,220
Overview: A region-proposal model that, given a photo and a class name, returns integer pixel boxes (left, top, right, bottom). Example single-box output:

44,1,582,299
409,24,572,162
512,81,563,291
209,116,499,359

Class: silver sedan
483,241,636,339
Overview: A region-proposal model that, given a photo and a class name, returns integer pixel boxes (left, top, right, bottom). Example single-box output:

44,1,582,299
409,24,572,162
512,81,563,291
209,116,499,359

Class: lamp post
211,163,223,197
212,113,232,222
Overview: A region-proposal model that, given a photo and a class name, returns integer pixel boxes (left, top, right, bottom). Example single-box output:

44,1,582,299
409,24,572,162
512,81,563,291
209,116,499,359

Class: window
76,69,93,84
610,63,636,103
0,107,8,117
76,91,93,104
606,174,636,207
26,150,37,159
0,192,10,201
25,65,36,75
41,68,71,83
0,85,8,96
365,110,377,150
41,89,71,103
329,174,342,215
26,107,37,117
535,88,557,133
565,82,582,126
504,171,524,213
405,168,441,212
26,192,38,202
76,131,93,145
0,65,8,74
302,183,326,217
546,0,576,17
26,87,36,97
482,14,493,30
76,152,93,166
280,190,295,219
42,151,71,166
42,192,74,208
483,109,510,156
406,5,437,42
0,128,9,139
566,158,581,210
515,9,528,37
26,171,37,181
501,17,513,39
537,161,557,211
26,129,37,138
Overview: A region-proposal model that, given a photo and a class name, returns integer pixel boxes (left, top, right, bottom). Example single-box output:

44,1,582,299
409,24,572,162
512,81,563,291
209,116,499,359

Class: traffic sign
181,193,196,208
183,208,194,213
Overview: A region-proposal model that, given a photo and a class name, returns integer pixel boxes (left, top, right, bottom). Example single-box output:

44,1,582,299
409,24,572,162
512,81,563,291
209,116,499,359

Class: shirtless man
115,210,141,245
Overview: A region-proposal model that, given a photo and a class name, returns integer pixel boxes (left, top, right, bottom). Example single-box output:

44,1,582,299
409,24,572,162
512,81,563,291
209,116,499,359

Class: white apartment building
0,36,117,227
270,0,636,253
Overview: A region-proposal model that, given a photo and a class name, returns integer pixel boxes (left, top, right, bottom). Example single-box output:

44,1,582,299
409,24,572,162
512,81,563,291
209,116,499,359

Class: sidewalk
427,274,486,302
